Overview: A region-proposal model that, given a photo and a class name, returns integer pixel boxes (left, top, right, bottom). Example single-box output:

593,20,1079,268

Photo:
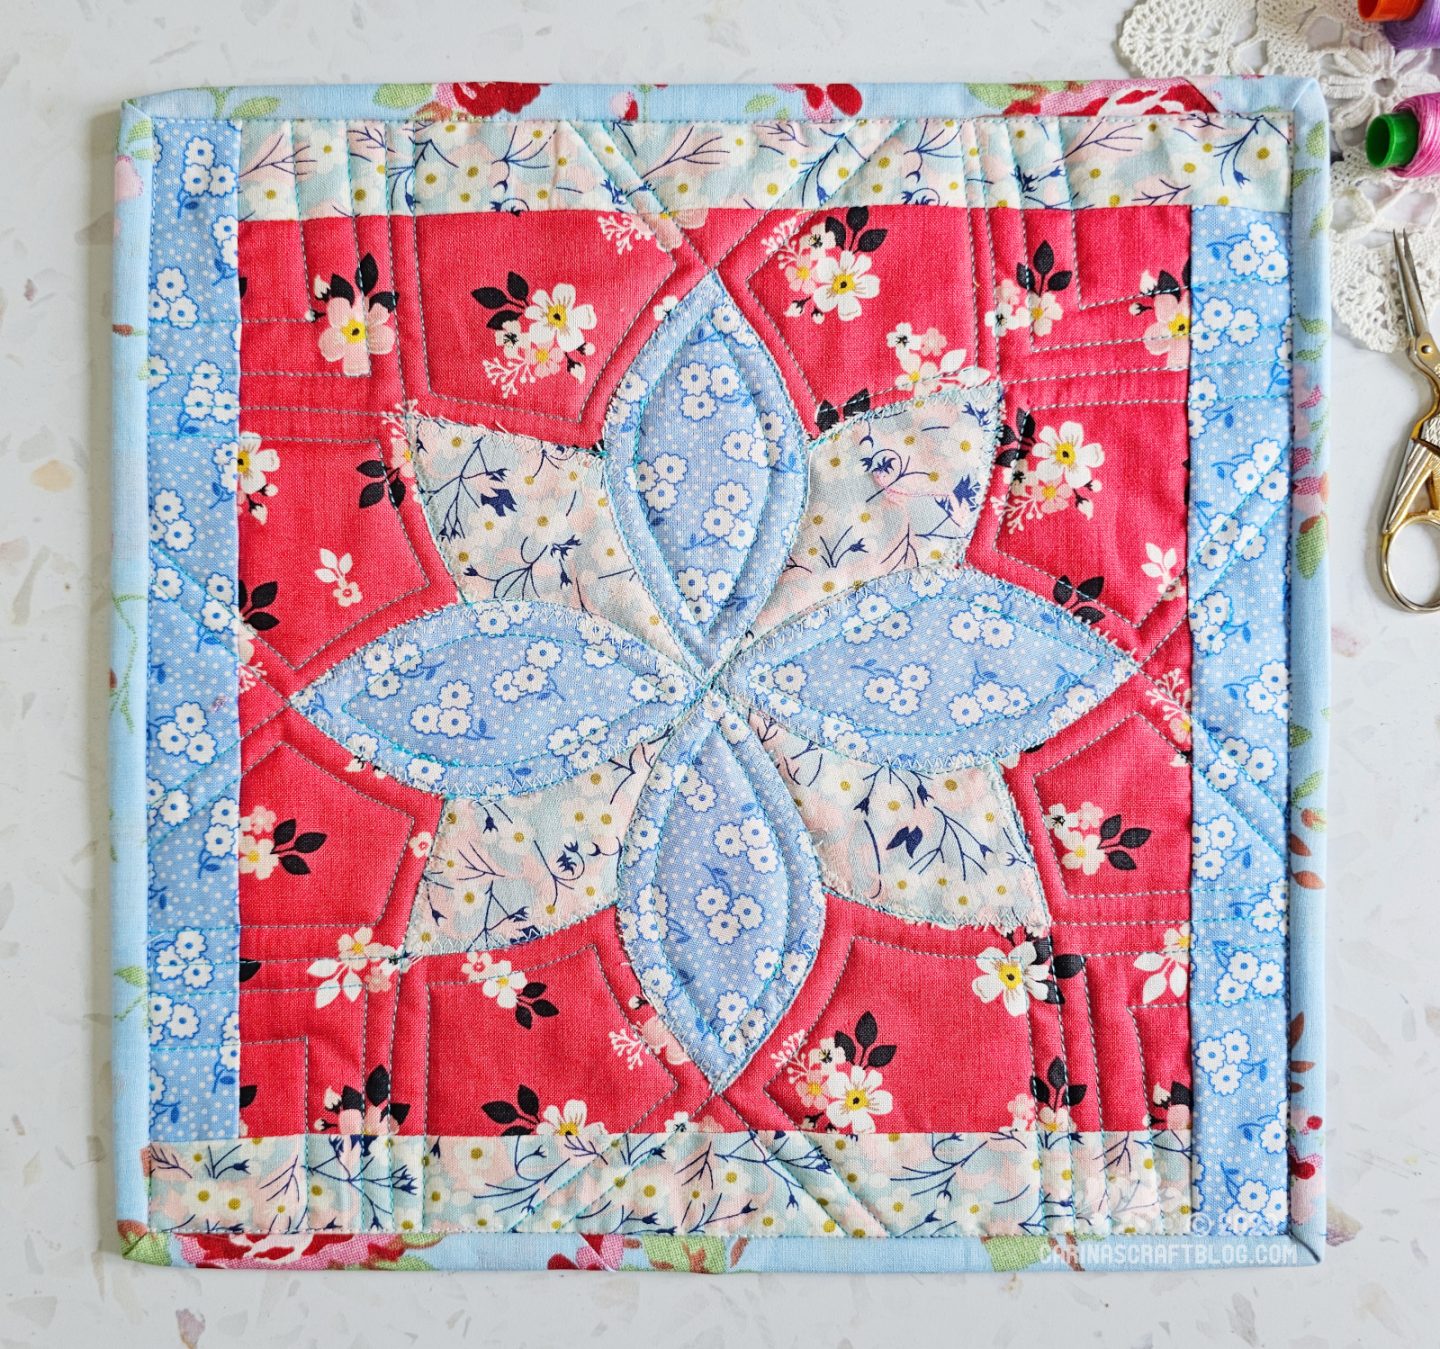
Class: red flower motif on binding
180,1231,417,1269
1004,80,1217,118
448,81,545,117
546,1234,632,1271
784,83,863,118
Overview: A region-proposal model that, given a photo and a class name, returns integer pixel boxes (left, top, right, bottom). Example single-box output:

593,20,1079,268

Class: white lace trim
1120,0,1440,351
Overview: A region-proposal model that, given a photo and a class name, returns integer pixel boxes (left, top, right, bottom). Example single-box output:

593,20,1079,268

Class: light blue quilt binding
110,75,1329,1271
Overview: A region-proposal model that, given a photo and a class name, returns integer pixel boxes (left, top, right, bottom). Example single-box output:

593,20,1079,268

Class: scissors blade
1395,230,1429,342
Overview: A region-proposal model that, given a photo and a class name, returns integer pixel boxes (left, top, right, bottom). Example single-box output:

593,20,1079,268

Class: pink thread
1396,91,1440,176
1386,0,1440,50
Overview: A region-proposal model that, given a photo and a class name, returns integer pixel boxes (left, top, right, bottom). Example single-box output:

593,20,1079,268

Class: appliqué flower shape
295,274,1134,1089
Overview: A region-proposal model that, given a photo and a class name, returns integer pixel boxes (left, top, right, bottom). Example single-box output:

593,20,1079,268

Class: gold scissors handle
1382,232,1440,611
1380,432,1440,612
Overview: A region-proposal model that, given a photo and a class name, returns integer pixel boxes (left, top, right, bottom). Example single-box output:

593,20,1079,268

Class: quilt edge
108,75,1330,1272
112,100,158,1233
1281,75,1330,1264
120,77,1321,125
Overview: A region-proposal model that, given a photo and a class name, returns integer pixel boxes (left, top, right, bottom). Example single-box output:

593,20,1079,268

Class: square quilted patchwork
111,77,1329,1273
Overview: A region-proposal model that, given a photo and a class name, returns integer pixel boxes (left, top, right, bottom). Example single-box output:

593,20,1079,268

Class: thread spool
1368,93,1440,175
1359,0,1440,50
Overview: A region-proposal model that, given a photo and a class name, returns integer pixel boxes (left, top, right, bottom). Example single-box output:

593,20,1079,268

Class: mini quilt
110,77,1329,1273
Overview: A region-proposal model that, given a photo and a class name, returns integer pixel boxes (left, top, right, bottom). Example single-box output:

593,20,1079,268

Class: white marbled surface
1,0,1436,1344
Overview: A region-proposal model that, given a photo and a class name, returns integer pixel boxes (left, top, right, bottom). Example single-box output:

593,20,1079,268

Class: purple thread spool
1360,0,1440,51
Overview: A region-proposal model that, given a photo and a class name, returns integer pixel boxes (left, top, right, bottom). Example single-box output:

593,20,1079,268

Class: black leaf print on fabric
313,253,396,313
356,457,407,510
238,578,280,633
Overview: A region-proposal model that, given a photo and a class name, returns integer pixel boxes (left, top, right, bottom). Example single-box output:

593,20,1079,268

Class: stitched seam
401,121,679,428
603,277,807,657
753,383,1002,632
423,943,681,1133
737,566,1136,763
251,492,434,675
1038,948,1079,1231
1073,965,1111,1237
757,725,1049,928
615,718,822,1088
1031,710,1192,903
221,112,1295,130
240,738,417,932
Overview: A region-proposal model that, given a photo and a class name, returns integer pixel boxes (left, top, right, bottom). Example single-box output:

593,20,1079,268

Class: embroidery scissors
1382,230,1440,611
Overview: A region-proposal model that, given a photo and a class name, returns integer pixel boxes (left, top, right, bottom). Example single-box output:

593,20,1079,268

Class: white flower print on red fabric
1145,667,1194,750
597,213,656,256
1024,287,1063,333
314,548,362,608
794,1061,831,1116
988,277,1065,336
237,831,278,880
995,414,1105,532
306,927,399,1008
1141,542,1183,601
1045,800,1154,876
318,295,396,375
782,209,887,324
778,226,829,297
526,283,597,354
232,432,278,523
315,1069,409,1138
461,952,527,1009
972,939,1051,1015
535,1099,606,1144
987,240,1073,338
885,323,991,397
1057,824,1106,875
1034,422,1104,491
1135,924,1192,1003
473,272,598,394
239,805,329,883
780,1013,899,1133
609,1002,691,1070
810,249,879,322
823,1065,893,1133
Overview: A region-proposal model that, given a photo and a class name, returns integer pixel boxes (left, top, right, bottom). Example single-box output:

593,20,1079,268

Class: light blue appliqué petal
617,699,823,1088
728,565,1135,770
295,601,697,796
604,274,807,668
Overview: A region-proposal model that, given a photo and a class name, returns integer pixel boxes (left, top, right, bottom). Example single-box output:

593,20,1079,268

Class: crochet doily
1120,0,1440,351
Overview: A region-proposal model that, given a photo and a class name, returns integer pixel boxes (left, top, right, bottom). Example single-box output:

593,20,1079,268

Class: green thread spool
1368,108,1422,170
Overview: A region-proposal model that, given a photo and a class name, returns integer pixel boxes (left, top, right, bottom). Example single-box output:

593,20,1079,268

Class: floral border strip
143,1128,1190,1245
139,117,245,1143
234,112,1292,222
1185,201,1293,1239
112,76,1328,1273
